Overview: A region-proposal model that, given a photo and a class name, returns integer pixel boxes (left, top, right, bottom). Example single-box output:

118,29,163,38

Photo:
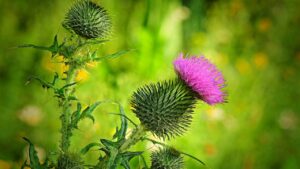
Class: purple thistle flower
173,54,226,105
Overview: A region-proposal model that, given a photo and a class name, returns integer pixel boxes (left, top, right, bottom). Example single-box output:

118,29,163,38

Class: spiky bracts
151,148,184,169
174,54,226,105
131,79,196,139
63,0,111,39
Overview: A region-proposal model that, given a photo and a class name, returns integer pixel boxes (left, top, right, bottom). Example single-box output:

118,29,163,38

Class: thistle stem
119,124,146,152
60,64,77,153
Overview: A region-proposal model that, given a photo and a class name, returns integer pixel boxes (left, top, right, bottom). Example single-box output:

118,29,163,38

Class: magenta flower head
173,53,226,105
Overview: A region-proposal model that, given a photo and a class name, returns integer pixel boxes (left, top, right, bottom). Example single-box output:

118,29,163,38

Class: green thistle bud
57,152,84,169
63,0,111,39
151,148,184,169
131,79,196,139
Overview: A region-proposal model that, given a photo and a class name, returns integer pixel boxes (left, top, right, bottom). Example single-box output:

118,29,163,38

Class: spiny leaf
80,101,101,123
28,76,56,90
100,139,119,149
112,103,128,141
80,142,102,154
145,138,205,166
71,102,82,129
94,50,130,61
61,82,77,90
51,72,59,86
18,35,60,57
23,137,42,169
180,152,205,166
109,113,137,127
119,151,143,169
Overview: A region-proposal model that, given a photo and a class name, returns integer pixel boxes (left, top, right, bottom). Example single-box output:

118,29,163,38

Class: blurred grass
0,0,299,168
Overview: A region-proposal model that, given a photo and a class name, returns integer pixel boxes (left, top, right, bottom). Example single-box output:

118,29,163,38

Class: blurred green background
0,0,299,168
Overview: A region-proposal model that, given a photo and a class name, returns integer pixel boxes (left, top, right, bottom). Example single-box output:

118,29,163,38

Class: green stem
60,65,77,153
119,124,146,152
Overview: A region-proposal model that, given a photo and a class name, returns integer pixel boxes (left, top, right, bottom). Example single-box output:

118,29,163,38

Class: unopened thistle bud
63,0,111,39
131,79,196,139
151,148,184,169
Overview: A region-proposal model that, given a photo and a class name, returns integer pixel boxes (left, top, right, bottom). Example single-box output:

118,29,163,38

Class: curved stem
60,65,77,153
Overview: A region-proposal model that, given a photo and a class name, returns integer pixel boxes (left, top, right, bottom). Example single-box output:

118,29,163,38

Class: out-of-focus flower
151,148,184,169
75,69,89,82
173,54,226,105
63,0,111,39
258,18,271,32
235,58,251,75
205,107,225,121
278,110,298,130
0,160,11,169
18,105,43,126
253,52,268,69
204,143,216,156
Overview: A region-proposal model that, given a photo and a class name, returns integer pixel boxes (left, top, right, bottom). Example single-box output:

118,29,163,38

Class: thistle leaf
94,50,130,61
28,76,56,90
80,142,102,154
23,137,42,169
80,101,101,123
18,35,60,57
112,103,128,141
71,102,82,129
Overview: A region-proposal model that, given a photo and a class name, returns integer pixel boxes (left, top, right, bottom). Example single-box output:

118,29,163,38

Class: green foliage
63,0,111,39
131,78,197,139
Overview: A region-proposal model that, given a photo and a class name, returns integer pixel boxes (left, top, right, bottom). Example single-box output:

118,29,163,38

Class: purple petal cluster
173,54,226,105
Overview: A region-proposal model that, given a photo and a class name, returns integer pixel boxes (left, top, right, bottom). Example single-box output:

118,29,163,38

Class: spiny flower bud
63,0,111,39
131,79,196,139
151,148,184,169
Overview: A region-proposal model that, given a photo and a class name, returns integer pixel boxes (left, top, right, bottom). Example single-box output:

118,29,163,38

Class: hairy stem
119,124,146,152
60,65,77,153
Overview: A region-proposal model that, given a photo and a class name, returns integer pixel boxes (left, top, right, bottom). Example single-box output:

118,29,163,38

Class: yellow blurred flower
258,18,271,32
75,69,89,82
253,52,268,69
204,143,216,156
206,107,225,121
41,55,68,76
235,58,251,74
230,0,243,16
0,160,11,169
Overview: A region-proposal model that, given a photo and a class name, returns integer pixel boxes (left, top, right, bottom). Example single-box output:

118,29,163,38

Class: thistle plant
20,0,227,169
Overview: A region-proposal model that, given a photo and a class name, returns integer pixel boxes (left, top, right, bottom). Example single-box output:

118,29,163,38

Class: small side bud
151,148,184,169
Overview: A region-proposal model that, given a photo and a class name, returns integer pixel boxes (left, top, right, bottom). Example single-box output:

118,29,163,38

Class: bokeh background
0,0,299,168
